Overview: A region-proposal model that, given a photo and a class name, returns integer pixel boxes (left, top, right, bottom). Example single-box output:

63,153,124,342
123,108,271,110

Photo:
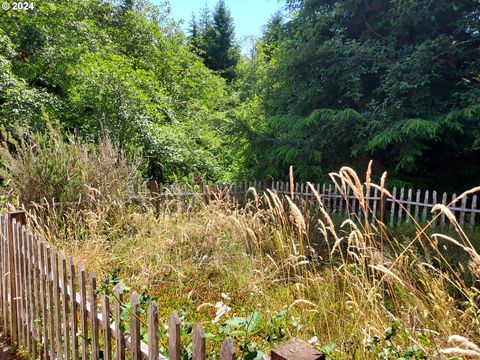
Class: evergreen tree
192,0,240,81
241,0,480,190
262,13,283,62
187,14,201,54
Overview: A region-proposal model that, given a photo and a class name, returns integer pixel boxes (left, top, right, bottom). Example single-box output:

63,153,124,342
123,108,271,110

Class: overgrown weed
3,145,480,358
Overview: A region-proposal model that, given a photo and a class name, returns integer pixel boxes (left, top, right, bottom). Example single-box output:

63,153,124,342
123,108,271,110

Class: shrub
0,126,137,205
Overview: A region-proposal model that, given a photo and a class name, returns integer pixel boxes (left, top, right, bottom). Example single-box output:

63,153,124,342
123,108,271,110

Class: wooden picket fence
0,211,240,360
2,180,477,359
142,179,479,229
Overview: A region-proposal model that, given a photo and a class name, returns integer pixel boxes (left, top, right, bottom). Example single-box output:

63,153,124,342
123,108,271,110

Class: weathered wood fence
0,211,323,360
142,180,479,229
3,181,474,358
0,211,243,359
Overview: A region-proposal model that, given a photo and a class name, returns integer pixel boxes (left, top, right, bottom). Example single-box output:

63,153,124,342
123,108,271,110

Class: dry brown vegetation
15,170,478,359
2,134,480,358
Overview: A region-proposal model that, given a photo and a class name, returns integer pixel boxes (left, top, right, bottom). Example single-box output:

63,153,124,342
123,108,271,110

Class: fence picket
102,291,112,360
45,244,56,358
13,221,22,347
148,301,159,360
220,338,236,360
432,191,438,227
372,188,378,222
168,311,181,360
192,324,206,360
17,224,26,348
406,189,412,223
90,271,100,360
471,195,478,229
460,196,468,227
70,257,79,360
327,184,332,212
52,248,63,359
79,263,88,360
390,187,397,227
450,193,457,229
397,188,405,227
114,283,125,360
30,232,39,358
1,216,8,334
414,190,421,222
21,227,29,348
338,185,344,213
4,215,9,333
130,292,141,360
26,230,35,354
60,252,70,360
32,235,40,346
20,227,29,351
422,190,429,223
46,246,55,359
333,186,338,212
441,192,447,226
39,241,49,359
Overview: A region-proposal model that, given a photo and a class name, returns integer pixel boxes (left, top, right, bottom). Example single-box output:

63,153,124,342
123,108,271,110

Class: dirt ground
0,333,21,360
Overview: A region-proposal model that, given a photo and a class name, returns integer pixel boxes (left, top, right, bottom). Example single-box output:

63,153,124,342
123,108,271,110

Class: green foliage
0,0,236,182
238,0,480,190
362,321,428,359
240,108,366,181
3,0,480,190
189,0,240,81
0,30,59,134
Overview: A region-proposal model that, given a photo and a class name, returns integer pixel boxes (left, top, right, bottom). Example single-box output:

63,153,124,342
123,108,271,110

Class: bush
0,126,137,205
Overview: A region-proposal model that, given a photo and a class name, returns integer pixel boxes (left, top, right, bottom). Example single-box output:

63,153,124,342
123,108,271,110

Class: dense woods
240,0,480,191
1,0,480,190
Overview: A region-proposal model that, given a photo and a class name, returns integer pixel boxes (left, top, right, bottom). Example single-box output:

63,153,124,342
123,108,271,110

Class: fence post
149,180,160,214
7,211,26,344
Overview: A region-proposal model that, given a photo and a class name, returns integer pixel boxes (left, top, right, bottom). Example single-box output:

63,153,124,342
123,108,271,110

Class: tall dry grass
0,125,137,205
15,162,480,358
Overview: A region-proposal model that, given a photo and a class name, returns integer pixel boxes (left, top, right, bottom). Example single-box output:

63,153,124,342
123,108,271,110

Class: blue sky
158,0,283,44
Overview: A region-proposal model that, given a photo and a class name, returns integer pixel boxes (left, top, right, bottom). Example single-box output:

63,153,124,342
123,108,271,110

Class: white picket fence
142,180,479,229
267,180,479,229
